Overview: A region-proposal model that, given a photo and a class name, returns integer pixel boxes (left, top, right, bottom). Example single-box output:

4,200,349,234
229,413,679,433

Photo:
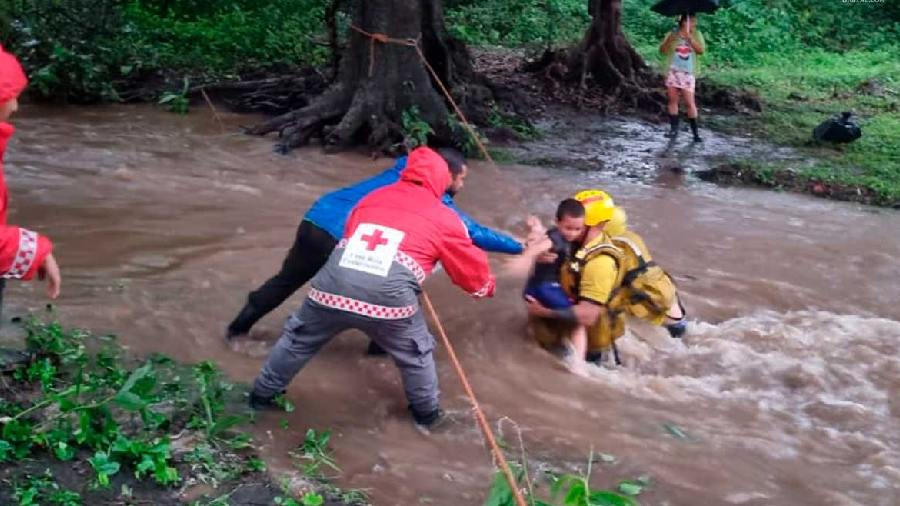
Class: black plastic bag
813,112,862,143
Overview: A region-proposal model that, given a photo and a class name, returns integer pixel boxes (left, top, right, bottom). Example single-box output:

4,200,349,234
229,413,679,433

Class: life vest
607,232,678,327
561,237,627,353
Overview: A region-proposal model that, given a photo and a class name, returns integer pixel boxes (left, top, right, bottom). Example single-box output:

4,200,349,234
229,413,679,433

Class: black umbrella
651,0,720,16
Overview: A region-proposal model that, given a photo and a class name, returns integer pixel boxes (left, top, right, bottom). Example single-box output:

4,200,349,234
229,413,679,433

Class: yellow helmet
605,206,628,236
573,189,616,226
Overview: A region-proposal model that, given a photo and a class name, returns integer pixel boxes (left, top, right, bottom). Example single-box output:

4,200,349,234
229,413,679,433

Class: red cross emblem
361,229,389,251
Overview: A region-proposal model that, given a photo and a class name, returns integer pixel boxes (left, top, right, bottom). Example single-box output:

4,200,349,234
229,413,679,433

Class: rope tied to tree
350,24,418,77
349,24,496,170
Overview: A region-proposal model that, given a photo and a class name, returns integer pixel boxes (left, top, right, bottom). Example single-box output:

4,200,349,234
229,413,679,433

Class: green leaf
55,441,76,461
154,464,179,485
0,439,12,461
113,391,145,412
563,478,588,505
483,469,515,506
136,456,155,476
210,414,245,435
119,362,153,395
247,457,267,472
617,480,644,496
89,451,121,486
275,395,295,413
663,423,689,440
301,492,324,506
588,490,638,506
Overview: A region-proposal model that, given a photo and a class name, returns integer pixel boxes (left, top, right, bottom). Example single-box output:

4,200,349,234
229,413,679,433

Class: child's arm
37,253,61,299
502,216,552,278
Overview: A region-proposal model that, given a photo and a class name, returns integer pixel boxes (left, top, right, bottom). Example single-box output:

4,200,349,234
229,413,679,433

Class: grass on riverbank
700,49,900,206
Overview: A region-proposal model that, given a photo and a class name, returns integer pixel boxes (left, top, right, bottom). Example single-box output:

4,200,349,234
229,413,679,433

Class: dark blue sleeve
442,195,524,255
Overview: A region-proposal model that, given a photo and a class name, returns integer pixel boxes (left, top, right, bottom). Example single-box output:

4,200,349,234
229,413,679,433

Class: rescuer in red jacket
249,146,494,430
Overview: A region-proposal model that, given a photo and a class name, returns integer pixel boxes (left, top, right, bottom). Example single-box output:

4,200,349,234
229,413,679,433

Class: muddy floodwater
4,105,899,505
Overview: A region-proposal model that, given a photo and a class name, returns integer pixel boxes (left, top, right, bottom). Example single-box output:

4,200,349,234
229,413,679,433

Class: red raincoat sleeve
0,225,52,280
438,218,496,298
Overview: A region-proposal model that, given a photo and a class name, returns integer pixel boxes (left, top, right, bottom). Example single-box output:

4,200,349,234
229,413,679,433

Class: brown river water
4,105,900,505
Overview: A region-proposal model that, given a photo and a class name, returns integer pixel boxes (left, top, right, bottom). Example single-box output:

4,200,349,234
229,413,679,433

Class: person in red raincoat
249,146,495,430
0,44,61,313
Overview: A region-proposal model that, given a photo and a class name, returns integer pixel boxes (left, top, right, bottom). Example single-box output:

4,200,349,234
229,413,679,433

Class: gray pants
252,299,440,417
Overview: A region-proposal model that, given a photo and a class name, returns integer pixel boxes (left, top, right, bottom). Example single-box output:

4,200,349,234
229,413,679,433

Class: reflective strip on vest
3,229,38,279
309,288,419,320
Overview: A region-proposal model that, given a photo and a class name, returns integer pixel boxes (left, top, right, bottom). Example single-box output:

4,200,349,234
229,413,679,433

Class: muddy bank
489,106,900,208
494,106,803,180
696,161,900,208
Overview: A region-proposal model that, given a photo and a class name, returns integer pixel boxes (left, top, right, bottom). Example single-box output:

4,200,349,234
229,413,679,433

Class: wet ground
3,104,899,505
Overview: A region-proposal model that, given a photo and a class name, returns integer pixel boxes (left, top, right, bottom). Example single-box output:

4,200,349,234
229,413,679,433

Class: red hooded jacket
344,147,495,298
0,45,53,280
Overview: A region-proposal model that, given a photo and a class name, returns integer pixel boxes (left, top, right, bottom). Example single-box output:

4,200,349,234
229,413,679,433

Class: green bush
622,0,900,65
446,0,589,47
3,0,328,103
444,0,899,60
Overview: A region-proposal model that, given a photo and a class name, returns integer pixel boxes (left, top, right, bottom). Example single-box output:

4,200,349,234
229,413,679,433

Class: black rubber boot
248,389,285,411
411,407,447,434
689,117,702,142
666,320,688,338
665,114,680,138
225,303,262,341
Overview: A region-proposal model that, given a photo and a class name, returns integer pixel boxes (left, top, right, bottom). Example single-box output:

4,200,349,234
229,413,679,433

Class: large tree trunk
573,0,646,89
247,0,490,154
527,0,663,112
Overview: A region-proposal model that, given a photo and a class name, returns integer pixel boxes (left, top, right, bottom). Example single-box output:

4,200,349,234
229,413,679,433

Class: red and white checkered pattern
309,288,418,320
395,251,425,283
3,229,37,279
336,241,426,284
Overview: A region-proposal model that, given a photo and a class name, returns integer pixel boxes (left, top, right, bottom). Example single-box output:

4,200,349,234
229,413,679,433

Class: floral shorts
665,69,695,92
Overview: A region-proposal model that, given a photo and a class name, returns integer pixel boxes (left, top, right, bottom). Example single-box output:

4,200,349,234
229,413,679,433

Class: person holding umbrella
659,14,706,142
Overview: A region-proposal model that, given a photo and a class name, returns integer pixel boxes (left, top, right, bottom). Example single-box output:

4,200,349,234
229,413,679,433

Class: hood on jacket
0,45,27,104
400,147,451,199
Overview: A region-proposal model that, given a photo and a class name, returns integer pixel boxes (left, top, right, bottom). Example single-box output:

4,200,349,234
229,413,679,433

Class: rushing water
4,104,899,505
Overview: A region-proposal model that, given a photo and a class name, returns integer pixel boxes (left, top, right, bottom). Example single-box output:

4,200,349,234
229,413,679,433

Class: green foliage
159,78,190,114
295,428,340,478
3,0,328,102
482,457,642,506
446,0,589,47
401,106,435,149
0,318,257,494
623,0,899,66
489,103,539,139
448,112,489,158
12,470,82,506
